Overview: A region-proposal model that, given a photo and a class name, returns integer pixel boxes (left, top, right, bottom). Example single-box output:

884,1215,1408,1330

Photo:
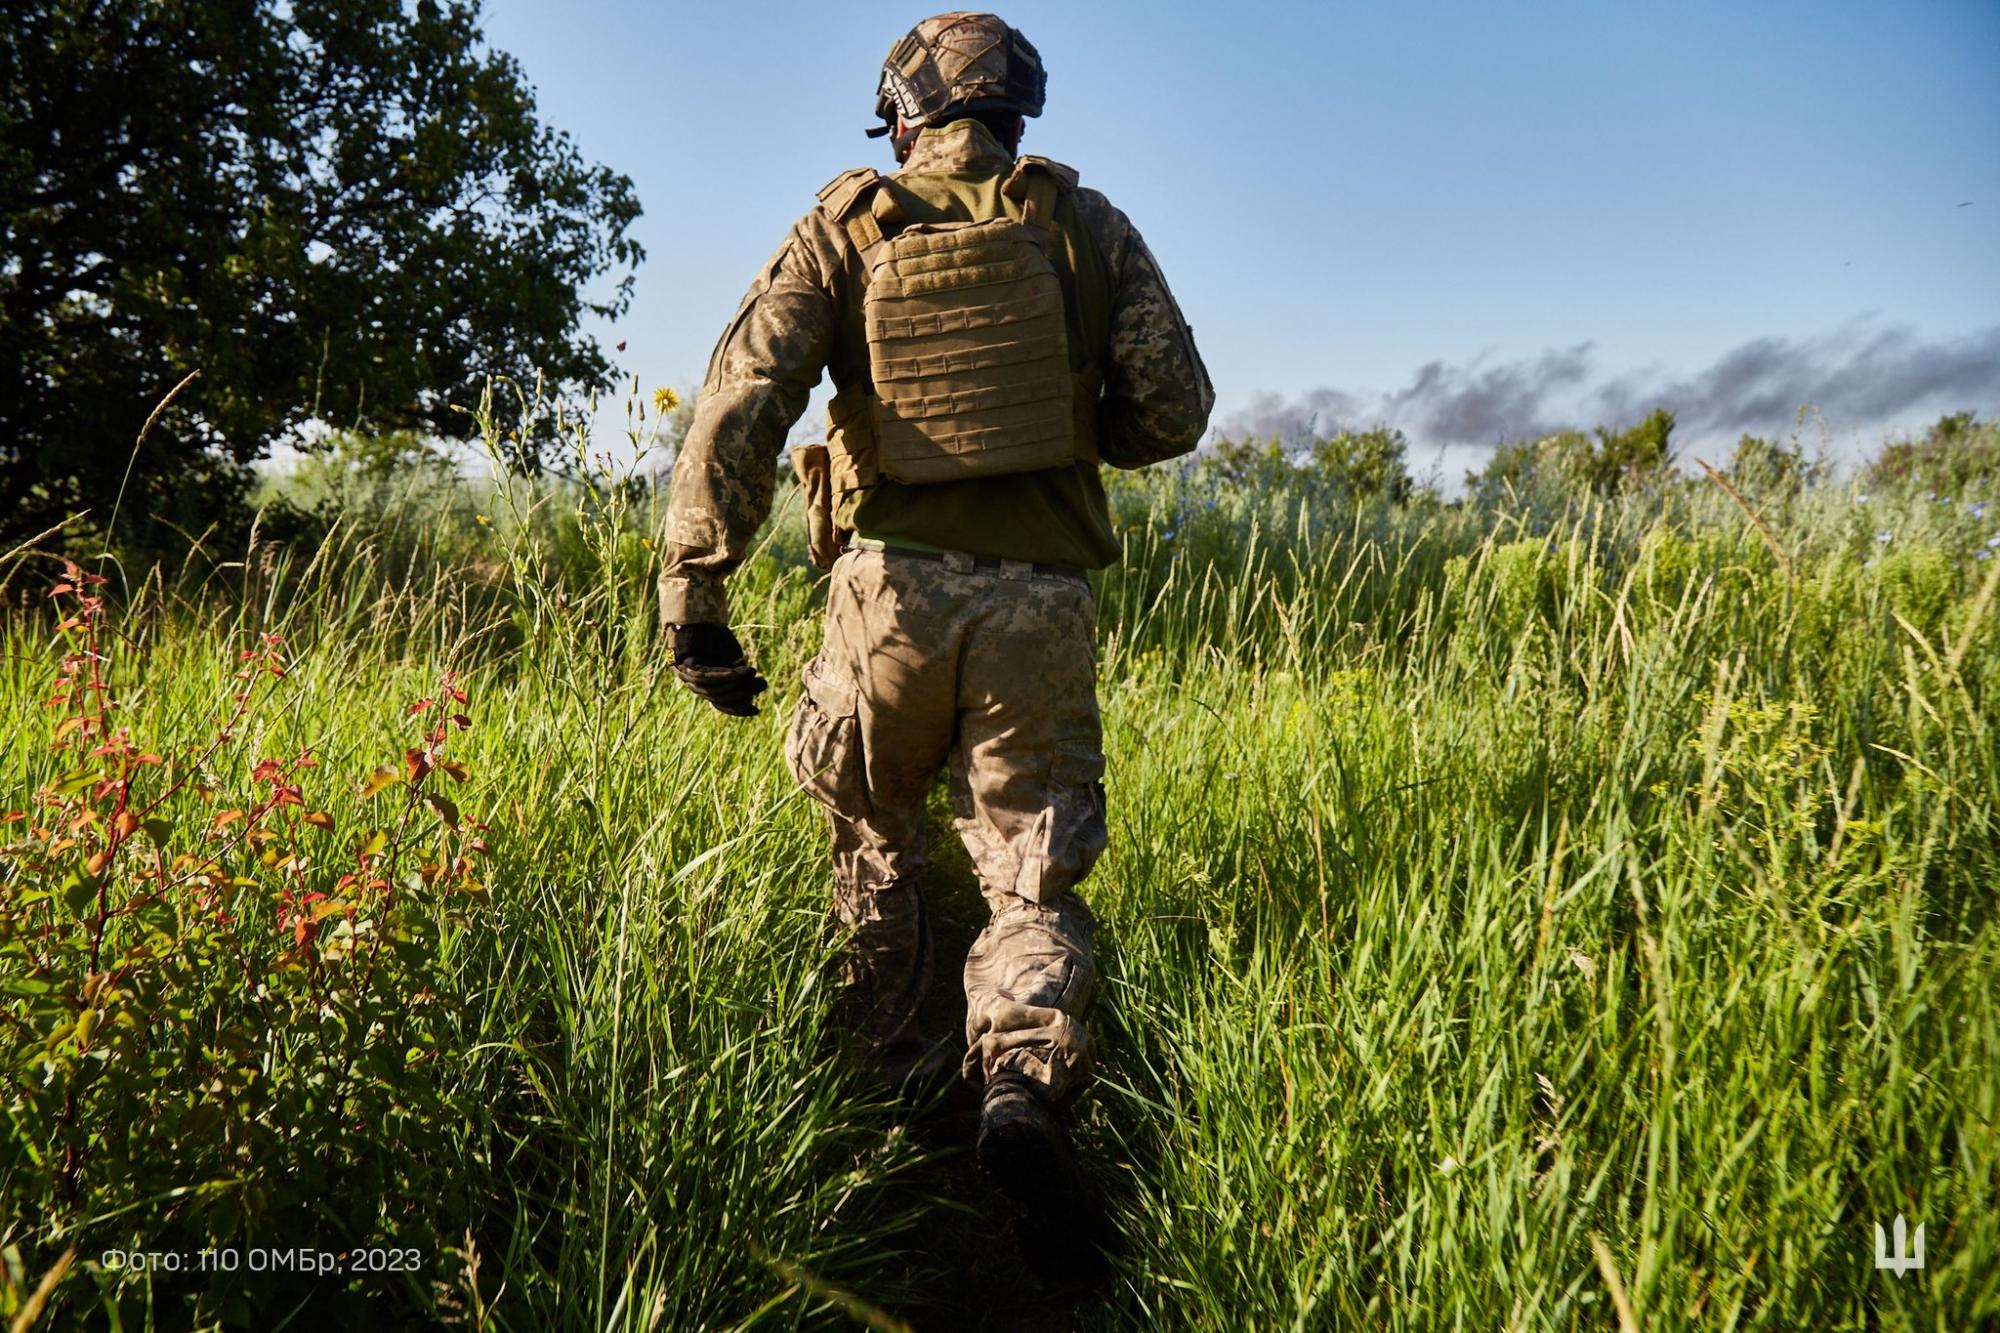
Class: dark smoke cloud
1604,323,2000,433
1222,321,2000,453
1383,344,1596,444
1215,387,1362,449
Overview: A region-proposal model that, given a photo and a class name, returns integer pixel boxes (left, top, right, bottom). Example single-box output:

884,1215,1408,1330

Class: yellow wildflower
652,386,681,414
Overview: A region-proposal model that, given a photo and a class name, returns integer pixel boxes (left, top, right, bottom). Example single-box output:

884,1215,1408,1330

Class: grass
1,417,1996,1329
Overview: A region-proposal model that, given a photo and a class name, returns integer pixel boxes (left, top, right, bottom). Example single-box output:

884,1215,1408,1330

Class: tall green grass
2,428,1995,1328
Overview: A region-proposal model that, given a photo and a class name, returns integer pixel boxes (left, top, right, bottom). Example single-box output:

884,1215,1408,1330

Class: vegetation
1864,412,2000,493
1466,408,1681,504
1,401,1996,1328
0,0,643,550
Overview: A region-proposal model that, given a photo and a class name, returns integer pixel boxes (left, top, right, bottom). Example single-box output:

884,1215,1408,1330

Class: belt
844,536,1088,583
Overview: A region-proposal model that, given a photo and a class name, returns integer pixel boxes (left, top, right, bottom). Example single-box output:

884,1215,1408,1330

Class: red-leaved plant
1,563,493,1321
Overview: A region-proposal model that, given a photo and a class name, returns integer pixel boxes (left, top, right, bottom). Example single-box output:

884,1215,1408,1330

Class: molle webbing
816,156,1101,488
862,217,1077,484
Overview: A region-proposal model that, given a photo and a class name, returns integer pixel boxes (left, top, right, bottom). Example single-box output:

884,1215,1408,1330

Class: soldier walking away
658,11,1213,1286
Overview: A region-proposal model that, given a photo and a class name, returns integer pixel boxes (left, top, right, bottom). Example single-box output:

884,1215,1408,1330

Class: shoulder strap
816,167,880,219
816,167,907,259
1002,155,1080,230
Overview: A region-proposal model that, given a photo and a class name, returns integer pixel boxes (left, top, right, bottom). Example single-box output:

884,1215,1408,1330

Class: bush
1726,432,1822,495
1467,408,1677,502
1309,426,1414,502
1865,412,2000,493
1,565,494,1323
1197,426,1417,503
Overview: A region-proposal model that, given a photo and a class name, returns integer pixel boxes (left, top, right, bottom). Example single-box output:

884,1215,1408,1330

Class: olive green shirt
659,118,1213,625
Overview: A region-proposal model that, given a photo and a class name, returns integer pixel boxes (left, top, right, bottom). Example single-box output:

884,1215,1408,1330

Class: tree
1865,412,2000,492
1466,409,1675,502
1310,426,1413,502
1594,407,1674,490
1726,433,1820,495
0,0,643,549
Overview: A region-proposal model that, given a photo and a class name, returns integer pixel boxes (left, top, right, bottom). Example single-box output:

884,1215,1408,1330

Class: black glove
670,623,769,717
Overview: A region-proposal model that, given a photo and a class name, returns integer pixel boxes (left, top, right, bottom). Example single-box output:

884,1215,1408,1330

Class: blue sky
481,0,2000,476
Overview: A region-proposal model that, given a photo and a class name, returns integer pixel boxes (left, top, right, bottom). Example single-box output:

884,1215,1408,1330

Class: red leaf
406,697,434,716
451,714,472,731
404,748,430,783
251,759,283,784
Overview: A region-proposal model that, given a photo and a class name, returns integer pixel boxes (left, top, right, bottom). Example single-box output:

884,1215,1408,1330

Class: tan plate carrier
818,157,1100,488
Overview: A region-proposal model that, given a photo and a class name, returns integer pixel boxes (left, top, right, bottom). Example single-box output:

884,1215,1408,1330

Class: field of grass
3,418,1997,1329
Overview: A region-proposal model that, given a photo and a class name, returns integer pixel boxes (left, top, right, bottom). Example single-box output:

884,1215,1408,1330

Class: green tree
1594,407,1675,489
1200,436,1294,489
1310,426,1413,502
1726,432,1820,494
1865,412,2000,492
1466,410,1675,501
0,0,643,549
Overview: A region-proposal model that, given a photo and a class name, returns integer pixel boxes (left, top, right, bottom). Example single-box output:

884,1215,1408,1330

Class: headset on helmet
865,12,1045,141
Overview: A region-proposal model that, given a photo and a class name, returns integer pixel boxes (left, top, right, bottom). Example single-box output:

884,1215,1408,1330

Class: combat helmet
867,12,1046,146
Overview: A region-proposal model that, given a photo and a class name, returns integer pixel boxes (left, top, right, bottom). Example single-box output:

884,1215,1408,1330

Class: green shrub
1866,412,2000,493
1,567,494,1322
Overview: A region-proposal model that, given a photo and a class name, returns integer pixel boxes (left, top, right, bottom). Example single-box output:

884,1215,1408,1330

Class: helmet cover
870,12,1045,136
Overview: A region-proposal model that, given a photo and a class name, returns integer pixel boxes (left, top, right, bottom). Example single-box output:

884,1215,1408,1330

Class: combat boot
976,1073,1113,1287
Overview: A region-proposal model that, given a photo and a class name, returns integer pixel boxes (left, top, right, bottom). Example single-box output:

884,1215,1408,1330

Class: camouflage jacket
658,119,1213,625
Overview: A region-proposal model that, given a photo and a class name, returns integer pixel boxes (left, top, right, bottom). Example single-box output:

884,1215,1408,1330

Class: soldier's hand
670,623,769,717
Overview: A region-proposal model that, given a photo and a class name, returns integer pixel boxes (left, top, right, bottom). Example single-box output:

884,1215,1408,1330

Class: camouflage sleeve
658,220,836,626
1077,191,1215,469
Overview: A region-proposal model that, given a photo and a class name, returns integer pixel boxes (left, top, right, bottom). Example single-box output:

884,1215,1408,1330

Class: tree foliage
0,0,643,548
1466,407,1676,502
1865,412,2000,492
1201,426,1418,502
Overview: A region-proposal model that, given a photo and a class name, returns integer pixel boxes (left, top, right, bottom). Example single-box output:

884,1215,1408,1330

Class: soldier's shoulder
1065,184,1135,257
1010,154,1080,192
815,166,885,220
1068,183,1120,218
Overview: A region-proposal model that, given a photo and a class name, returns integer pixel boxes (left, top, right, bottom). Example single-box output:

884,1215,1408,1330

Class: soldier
658,12,1212,1281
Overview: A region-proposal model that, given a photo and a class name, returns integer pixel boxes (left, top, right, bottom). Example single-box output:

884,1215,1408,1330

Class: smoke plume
1220,321,2000,457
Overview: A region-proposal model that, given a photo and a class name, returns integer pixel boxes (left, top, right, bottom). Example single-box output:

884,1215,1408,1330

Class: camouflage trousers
784,545,1106,1101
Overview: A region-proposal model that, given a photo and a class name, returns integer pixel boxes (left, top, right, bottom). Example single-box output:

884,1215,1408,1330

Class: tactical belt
845,535,1088,584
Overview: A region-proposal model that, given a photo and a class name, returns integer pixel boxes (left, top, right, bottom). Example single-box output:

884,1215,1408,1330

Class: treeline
1199,409,2000,504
